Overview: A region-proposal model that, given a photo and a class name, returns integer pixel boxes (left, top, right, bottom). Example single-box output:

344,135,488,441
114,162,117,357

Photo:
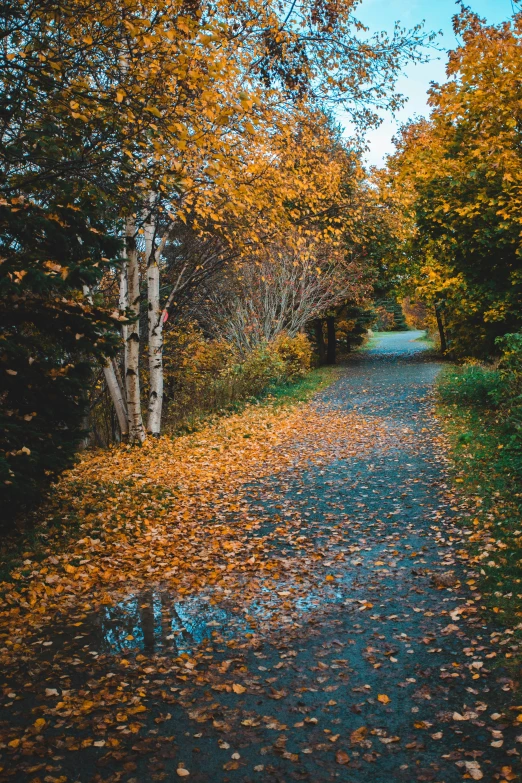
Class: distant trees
386,8,522,357
201,236,369,354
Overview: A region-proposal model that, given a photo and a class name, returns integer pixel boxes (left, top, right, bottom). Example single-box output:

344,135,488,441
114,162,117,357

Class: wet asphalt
2,331,521,783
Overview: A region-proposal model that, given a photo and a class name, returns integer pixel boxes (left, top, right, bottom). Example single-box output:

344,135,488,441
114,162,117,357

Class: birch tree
123,218,147,443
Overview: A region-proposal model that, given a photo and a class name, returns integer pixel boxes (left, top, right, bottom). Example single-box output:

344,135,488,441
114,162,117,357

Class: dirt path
1,332,520,783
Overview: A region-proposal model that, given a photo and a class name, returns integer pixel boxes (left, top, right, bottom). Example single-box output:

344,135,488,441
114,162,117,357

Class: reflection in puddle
64,575,354,657
91,591,233,654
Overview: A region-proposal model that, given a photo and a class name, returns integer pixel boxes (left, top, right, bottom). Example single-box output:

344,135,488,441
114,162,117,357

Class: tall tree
386,8,522,356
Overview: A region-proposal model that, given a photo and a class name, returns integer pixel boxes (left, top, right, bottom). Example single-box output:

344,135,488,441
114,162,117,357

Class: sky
343,0,518,166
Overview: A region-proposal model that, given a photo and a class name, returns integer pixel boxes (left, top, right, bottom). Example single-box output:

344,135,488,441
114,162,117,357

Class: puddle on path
50,573,358,658
43,530,436,660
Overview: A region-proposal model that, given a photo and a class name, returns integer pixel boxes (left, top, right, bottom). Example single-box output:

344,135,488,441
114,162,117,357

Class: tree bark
103,359,128,437
125,217,146,443
326,315,336,365
119,250,129,383
101,252,131,440
314,318,326,365
434,304,447,353
144,200,164,436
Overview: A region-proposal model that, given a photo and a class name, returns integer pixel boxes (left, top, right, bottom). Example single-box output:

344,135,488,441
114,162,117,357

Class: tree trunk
119,251,129,382
326,315,336,365
314,319,326,365
434,304,447,353
77,389,92,450
101,252,131,440
125,217,146,443
144,201,164,436
139,589,156,654
103,359,128,437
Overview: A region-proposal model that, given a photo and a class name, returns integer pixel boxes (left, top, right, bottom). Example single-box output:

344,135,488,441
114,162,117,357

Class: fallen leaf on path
350,726,367,744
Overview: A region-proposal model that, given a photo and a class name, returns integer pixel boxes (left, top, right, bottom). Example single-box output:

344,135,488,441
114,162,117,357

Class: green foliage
438,332,522,444
0,244,121,523
438,335,522,641
495,333,522,446
438,332,522,450
0,13,123,524
437,364,503,408
438,372,522,648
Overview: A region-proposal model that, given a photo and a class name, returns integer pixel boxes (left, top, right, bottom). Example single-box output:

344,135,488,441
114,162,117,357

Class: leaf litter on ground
1,351,522,782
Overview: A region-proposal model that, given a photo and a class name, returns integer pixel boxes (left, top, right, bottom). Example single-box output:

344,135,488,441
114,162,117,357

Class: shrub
495,333,522,443
438,334,522,451
237,344,285,390
161,325,313,432
437,363,504,408
273,333,312,380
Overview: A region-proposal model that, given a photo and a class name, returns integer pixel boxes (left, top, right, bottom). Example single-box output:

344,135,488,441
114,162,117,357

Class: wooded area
1,0,429,519
2,2,522,781
2,0,522,534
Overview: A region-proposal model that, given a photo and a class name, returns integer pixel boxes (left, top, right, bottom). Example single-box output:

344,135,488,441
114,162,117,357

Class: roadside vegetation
437,335,522,655
3,0,522,777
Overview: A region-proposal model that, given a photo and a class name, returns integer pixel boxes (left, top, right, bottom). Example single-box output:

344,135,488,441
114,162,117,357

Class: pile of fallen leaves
2,376,522,783
0,400,383,663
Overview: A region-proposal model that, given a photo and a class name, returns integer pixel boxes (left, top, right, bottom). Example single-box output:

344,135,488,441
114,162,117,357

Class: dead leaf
350,726,367,745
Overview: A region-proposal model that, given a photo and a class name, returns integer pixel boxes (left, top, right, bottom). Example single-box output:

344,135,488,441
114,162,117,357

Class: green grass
438,367,522,664
261,365,341,406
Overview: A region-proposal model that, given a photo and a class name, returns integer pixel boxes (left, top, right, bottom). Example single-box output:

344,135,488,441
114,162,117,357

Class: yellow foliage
273,333,312,380
162,324,312,430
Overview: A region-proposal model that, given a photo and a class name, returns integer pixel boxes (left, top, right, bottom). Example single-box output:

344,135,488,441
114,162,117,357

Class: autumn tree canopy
1,0,429,517
385,8,522,357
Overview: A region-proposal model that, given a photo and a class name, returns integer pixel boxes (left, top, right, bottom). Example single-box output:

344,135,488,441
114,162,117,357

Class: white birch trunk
103,359,129,436
125,216,146,443
119,248,129,383
144,200,164,435
147,260,164,435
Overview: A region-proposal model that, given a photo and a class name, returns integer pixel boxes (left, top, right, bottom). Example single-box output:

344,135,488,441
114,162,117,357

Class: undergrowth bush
438,331,522,448
495,332,522,446
272,332,312,380
163,325,312,432
437,362,503,408
438,334,522,639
